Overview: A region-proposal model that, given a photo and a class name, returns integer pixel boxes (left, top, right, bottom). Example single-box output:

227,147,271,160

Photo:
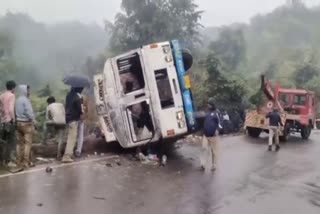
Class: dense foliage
107,0,202,52
2,0,320,122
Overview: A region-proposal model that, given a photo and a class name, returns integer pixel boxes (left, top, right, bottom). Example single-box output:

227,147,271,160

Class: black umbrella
63,74,91,88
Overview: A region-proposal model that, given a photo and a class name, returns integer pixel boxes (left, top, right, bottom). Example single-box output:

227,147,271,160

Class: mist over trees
0,12,108,89
1,0,320,113
107,0,202,52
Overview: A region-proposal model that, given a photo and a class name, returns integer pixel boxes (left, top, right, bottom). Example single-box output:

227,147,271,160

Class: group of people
201,98,283,172
0,80,88,171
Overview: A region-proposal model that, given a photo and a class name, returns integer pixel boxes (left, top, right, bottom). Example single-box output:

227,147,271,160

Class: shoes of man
7,161,17,168
268,146,272,151
75,151,81,158
275,145,280,152
62,156,74,163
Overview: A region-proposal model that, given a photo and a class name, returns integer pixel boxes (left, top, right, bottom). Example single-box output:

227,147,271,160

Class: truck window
155,69,174,109
279,94,289,106
294,95,306,106
117,53,145,94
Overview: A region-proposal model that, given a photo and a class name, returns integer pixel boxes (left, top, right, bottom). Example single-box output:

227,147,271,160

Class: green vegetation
1,0,320,121
107,0,202,52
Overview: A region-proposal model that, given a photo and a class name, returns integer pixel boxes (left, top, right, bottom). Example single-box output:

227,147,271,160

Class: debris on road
93,196,106,201
45,167,53,173
161,155,167,166
138,152,147,161
148,154,159,162
138,152,160,166
37,203,43,207
106,163,113,167
115,160,122,166
36,157,52,164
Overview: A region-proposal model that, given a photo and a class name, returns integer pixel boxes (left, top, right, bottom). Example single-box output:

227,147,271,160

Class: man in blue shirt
201,98,220,171
266,107,283,152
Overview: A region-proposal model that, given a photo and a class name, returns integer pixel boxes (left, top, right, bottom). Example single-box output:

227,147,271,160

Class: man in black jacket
62,87,84,163
266,107,283,152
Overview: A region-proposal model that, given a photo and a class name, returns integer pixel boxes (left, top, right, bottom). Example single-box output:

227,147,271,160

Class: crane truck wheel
279,123,291,142
247,127,261,138
301,125,312,140
316,121,320,130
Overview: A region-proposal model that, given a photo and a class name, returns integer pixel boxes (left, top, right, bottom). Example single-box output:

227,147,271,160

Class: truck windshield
279,94,289,106
155,69,174,109
294,95,306,106
117,53,145,94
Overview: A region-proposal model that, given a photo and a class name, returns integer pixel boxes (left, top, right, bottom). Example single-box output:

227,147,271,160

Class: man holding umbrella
62,74,90,163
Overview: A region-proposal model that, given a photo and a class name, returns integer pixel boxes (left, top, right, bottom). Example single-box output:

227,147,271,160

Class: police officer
266,107,283,151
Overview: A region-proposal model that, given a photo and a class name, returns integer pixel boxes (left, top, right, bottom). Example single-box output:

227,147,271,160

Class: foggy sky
0,0,320,26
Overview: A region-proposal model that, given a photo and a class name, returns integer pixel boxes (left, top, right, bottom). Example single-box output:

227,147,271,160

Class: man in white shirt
44,96,66,159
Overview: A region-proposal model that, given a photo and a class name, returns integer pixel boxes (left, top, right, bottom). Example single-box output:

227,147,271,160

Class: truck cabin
278,89,316,115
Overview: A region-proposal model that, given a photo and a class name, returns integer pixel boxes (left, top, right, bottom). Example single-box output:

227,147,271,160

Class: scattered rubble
45,167,53,173
93,196,106,200
106,163,113,167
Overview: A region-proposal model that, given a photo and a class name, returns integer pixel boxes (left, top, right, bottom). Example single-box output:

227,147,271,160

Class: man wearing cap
266,107,283,151
200,98,220,171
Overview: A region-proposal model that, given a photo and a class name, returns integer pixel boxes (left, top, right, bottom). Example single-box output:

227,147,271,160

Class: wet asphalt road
1,132,320,214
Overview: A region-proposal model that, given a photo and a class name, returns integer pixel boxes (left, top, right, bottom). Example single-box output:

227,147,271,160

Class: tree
37,84,52,97
204,53,248,111
209,28,246,72
293,62,319,88
249,90,264,107
108,0,203,52
265,62,278,80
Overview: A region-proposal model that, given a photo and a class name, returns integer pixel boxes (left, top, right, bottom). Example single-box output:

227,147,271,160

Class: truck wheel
280,123,290,142
316,121,320,130
301,126,311,140
247,128,261,138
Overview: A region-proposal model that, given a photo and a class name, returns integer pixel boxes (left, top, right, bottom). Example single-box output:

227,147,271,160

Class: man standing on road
75,94,87,157
0,81,17,167
44,96,66,159
201,98,220,171
15,85,36,169
63,87,84,163
266,107,283,152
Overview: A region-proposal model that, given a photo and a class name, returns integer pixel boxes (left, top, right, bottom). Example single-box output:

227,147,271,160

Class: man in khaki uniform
15,85,36,169
200,98,220,171
63,87,84,163
266,107,283,152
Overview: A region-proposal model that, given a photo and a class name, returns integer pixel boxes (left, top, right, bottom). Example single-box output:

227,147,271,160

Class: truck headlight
176,111,184,120
178,121,186,129
162,45,170,53
165,55,173,62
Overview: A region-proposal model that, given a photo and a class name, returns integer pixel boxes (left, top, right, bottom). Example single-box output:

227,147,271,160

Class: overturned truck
93,40,197,148
245,75,317,141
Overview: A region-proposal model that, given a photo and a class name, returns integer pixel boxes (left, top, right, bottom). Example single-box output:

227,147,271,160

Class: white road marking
0,155,119,179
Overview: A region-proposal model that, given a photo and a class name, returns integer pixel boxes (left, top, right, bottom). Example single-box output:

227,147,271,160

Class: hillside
0,12,108,88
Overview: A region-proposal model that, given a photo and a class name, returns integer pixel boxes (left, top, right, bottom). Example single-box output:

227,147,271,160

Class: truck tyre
316,121,320,130
247,127,261,138
301,126,311,140
279,123,290,142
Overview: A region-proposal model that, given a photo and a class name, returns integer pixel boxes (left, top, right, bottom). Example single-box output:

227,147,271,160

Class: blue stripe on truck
171,40,197,131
